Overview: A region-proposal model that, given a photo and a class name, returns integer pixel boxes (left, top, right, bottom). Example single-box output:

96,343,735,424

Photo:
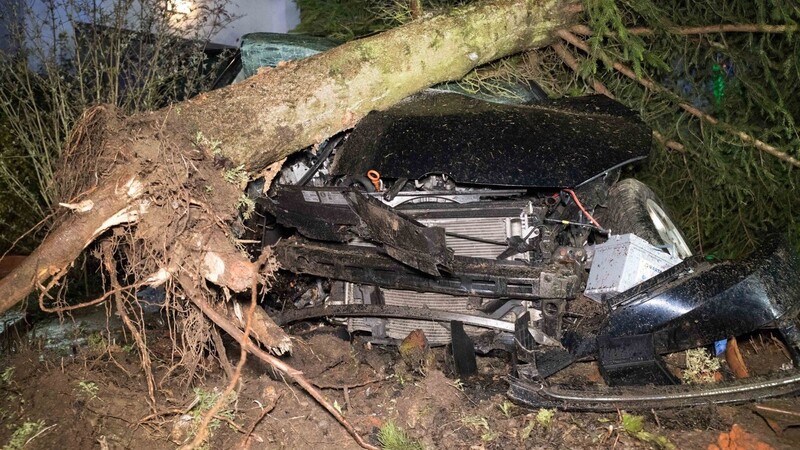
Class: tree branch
177,0,576,172
185,283,379,450
569,23,799,36
0,173,144,315
551,42,685,152
557,29,800,168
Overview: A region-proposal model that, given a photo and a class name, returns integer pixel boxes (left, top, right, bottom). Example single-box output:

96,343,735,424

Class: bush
0,0,236,254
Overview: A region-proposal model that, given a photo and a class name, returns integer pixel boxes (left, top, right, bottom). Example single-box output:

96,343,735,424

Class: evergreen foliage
295,0,800,257
294,0,469,42
574,0,799,256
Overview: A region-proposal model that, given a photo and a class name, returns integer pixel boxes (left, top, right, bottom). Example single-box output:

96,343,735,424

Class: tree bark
177,0,573,170
0,0,575,315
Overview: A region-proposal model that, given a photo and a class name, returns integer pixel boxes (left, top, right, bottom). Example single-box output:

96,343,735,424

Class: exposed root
186,283,379,450
101,240,157,409
210,326,235,380
0,172,143,316
180,265,260,450
224,300,292,355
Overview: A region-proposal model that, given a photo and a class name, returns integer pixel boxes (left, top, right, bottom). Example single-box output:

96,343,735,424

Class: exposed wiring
544,218,604,232
562,188,604,230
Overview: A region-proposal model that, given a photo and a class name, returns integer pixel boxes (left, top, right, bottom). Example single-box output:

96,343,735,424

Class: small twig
552,41,685,153
311,376,386,390
240,393,280,449
85,405,135,425
565,2,583,14
38,277,147,313
102,242,156,408
215,414,249,434
24,424,58,447
137,408,188,425
570,23,799,36
653,130,685,152
557,29,800,168
233,239,261,244
211,326,235,381
180,270,260,450
552,42,614,97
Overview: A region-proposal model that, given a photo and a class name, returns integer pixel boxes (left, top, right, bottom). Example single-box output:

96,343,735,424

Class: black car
237,33,800,410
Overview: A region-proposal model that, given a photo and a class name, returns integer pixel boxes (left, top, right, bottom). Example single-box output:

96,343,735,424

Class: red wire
563,189,603,230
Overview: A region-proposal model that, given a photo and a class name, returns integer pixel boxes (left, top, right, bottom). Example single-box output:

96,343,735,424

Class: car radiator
345,209,529,345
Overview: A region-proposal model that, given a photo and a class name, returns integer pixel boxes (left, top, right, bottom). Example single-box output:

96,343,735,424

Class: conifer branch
552,42,685,153
569,23,799,36
557,29,800,168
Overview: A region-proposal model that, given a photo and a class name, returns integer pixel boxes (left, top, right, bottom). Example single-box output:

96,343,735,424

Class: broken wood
187,289,379,450
725,337,750,379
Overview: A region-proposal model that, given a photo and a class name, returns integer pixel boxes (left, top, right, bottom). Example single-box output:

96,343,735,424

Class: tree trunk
178,0,572,170
0,0,574,315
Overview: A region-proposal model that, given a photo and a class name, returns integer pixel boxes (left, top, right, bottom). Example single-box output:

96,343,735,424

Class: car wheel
597,178,693,259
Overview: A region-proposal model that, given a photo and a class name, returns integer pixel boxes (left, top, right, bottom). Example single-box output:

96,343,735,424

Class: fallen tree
0,0,575,315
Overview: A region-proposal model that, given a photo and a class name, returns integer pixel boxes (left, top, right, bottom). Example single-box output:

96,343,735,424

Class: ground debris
708,424,775,450
398,329,435,375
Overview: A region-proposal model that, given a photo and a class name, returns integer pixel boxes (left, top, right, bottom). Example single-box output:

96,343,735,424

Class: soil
2,307,800,450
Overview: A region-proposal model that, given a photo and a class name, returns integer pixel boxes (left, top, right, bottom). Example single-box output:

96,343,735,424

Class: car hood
332,92,652,188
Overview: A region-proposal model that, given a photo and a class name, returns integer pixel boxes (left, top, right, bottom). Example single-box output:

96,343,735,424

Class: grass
77,381,99,399
536,408,555,427
377,421,424,450
498,400,515,417
3,420,47,450
223,165,249,187
189,388,236,432
621,413,676,449
0,367,13,385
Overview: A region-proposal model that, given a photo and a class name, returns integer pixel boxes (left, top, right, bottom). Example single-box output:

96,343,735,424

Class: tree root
185,280,379,450
180,271,259,450
102,240,157,409
0,173,144,315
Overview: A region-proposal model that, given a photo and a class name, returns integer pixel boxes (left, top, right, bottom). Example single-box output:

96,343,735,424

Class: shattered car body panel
602,238,800,354
510,236,800,409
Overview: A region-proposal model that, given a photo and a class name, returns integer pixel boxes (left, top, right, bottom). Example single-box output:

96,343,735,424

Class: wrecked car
236,33,800,410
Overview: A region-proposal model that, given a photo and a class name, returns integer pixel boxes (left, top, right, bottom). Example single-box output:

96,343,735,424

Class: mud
1,309,800,449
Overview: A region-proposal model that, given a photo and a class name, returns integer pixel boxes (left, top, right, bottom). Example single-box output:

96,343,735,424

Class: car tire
597,178,693,260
